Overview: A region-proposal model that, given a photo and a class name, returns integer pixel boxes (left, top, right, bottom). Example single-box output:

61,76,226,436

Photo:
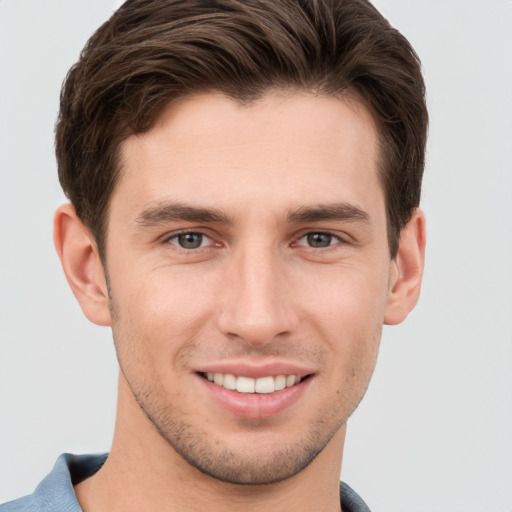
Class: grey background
1,1,511,510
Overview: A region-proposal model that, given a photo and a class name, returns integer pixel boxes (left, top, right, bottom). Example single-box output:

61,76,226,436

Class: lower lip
198,375,312,419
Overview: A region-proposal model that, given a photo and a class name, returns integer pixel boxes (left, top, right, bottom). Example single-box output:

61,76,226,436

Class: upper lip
194,361,315,379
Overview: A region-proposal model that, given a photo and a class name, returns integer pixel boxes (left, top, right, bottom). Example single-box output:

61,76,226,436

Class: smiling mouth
201,372,310,394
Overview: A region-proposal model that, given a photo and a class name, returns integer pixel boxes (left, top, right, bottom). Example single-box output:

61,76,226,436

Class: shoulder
340,481,372,512
0,495,34,512
0,453,108,512
0,495,32,512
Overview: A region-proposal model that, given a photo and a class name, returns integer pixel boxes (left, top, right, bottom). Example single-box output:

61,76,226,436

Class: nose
216,245,298,346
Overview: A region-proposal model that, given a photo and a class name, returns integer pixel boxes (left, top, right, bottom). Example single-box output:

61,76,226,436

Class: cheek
115,263,214,325
108,267,218,371
300,259,391,330
301,264,388,380
311,286,383,411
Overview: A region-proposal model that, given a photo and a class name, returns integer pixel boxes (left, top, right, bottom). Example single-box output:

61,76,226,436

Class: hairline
95,86,398,262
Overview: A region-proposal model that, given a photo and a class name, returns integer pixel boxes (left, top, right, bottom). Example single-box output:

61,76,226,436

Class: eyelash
162,229,346,251
163,230,217,250
293,231,345,250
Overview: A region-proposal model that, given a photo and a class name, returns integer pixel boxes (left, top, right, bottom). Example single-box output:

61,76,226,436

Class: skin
54,92,425,512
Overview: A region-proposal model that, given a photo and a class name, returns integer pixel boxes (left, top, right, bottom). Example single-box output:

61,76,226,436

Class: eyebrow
135,201,231,227
134,200,370,228
287,203,370,224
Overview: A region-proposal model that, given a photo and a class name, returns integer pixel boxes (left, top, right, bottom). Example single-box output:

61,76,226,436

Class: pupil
179,233,202,249
307,233,331,248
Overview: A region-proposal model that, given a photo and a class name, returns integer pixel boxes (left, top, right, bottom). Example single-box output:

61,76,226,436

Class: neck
75,374,345,512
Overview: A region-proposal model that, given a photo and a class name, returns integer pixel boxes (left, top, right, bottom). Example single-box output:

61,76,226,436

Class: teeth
222,374,237,390
274,375,286,391
286,375,296,387
204,373,304,394
236,376,255,393
255,376,274,394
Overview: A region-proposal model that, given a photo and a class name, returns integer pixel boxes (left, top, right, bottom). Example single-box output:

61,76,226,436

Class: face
104,92,394,484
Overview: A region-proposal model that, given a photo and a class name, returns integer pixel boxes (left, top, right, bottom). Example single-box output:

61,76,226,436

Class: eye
168,232,212,249
296,232,340,248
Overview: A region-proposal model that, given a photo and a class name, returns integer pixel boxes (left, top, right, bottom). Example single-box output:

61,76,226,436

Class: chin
143,403,345,485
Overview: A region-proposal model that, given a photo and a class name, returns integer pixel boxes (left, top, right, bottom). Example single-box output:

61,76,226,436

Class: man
1,0,427,510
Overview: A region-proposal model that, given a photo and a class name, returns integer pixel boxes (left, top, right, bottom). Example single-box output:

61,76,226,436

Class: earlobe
384,209,426,325
53,203,112,326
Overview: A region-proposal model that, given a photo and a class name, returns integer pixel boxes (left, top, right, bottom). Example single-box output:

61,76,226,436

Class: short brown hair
56,0,427,257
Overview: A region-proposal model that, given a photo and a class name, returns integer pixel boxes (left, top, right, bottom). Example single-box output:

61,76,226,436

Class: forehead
115,92,383,221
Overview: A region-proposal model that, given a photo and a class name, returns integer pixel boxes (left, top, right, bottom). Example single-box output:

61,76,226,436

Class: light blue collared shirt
1,453,371,511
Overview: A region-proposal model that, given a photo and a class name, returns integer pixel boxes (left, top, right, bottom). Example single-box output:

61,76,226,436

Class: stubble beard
121,365,347,485
108,288,380,486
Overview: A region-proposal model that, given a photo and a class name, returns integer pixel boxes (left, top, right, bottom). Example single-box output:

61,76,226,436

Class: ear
53,203,111,326
384,209,426,325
